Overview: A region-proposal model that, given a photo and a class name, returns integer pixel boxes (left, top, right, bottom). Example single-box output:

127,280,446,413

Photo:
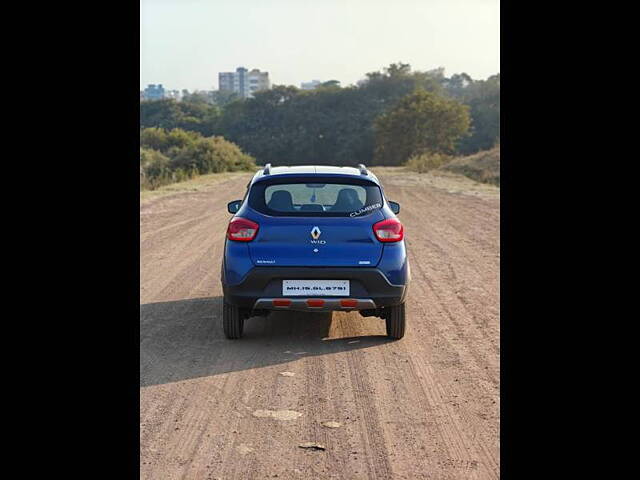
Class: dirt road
140,168,500,479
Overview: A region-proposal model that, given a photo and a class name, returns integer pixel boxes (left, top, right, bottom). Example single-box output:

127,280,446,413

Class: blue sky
140,0,499,91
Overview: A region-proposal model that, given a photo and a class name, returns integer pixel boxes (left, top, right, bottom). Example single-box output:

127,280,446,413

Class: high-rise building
301,80,322,90
143,84,165,100
218,67,270,99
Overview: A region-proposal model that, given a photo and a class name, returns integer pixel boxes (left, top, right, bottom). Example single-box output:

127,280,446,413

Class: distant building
219,67,270,99
301,80,322,90
144,84,165,100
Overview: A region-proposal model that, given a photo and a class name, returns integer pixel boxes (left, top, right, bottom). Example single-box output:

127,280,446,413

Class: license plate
282,280,350,296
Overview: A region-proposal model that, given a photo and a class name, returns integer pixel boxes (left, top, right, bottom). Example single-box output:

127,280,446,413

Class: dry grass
140,171,253,204
439,146,500,186
404,152,452,173
403,146,500,187
370,166,499,199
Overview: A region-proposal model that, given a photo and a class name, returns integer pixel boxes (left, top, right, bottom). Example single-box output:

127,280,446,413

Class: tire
385,302,406,340
223,300,244,339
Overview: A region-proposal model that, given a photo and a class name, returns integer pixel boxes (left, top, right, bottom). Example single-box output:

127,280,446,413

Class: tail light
227,217,259,242
373,218,404,242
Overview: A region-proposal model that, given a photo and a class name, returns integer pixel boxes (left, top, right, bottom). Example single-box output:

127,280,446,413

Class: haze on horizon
140,0,500,92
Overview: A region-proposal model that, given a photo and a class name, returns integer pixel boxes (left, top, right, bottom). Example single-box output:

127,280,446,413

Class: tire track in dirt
344,348,394,479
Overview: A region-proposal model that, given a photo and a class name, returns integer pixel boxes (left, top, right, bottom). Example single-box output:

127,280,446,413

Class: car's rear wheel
223,300,244,339
385,302,406,339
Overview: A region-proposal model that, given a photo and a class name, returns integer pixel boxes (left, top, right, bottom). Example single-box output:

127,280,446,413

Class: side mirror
388,201,400,215
227,200,242,214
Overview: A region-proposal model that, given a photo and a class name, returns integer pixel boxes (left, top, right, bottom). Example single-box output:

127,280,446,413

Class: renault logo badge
311,226,321,240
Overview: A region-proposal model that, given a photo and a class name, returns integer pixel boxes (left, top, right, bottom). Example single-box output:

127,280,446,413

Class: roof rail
263,163,272,175
358,164,368,175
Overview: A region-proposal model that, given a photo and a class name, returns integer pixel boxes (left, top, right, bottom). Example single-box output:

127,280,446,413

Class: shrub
140,128,256,190
140,128,169,152
440,146,500,186
140,148,172,189
405,152,452,173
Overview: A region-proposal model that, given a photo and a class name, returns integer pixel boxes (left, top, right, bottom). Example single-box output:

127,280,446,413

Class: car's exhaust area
253,298,377,312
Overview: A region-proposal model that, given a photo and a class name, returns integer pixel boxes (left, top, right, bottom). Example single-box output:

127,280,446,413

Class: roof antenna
358,164,367,175
264,163,271,175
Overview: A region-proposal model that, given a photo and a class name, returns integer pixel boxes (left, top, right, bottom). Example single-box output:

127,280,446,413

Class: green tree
373,89,470,165
181,91,211,104
140,99,185,129
319,80,341,89
442,73,500,154
385,62,412,77
457,74,500,154
210,90,240,107
140,98,222,136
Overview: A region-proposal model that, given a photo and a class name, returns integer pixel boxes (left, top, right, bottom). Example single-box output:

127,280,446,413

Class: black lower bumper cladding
223,267,407,309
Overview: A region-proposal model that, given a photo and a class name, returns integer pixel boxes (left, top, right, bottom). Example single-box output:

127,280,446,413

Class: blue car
221,164,410,339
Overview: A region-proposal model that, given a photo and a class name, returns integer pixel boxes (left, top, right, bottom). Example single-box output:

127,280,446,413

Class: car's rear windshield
248,177,383,217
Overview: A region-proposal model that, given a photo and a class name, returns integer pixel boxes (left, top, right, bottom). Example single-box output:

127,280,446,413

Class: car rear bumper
253,297,378,312
222,266,408,310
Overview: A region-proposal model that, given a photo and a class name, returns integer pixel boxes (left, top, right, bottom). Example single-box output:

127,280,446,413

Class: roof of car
251,165,380,184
